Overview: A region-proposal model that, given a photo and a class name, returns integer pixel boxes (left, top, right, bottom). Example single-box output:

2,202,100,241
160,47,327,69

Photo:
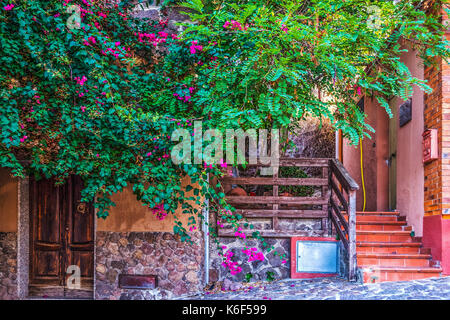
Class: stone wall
210,219,320,283
95,231,204,299
210,226,349,284
0,232,17,300
210,237,290,283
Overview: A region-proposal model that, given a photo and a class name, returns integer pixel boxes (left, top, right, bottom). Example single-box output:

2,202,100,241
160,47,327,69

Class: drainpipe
202,173,210,285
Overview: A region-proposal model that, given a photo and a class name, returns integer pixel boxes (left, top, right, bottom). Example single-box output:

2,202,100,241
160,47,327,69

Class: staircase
353,211,442,283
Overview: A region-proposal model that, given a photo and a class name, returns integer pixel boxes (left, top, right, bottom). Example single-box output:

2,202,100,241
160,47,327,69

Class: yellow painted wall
0,168,18,232
97,176,202,232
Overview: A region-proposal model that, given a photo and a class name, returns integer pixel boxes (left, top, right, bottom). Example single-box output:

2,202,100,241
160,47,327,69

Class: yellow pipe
360,138,366,212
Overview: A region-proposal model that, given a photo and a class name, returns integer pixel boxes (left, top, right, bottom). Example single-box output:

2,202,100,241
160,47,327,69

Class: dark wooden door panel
29,175,94,297
30,177,63,286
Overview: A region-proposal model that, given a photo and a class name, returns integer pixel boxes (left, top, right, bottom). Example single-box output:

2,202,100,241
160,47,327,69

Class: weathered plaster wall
391,43,425,236
95,231,204,299
0,168,18,232
97,180,195,232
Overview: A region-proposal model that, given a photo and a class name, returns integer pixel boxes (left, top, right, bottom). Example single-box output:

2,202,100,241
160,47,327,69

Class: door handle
387,152,396,167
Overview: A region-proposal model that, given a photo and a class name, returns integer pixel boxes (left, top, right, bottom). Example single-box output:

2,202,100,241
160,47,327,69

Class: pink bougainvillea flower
357,86,362,96
3,4,14,11
80,106,87,112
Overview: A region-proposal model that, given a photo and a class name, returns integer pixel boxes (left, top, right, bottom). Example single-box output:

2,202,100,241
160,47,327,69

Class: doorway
29,175,94,298
388,104,398,211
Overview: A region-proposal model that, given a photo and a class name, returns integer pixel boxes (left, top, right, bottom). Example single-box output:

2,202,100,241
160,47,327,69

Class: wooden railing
220,158,330,238
328,158,359,281
219,157,359,281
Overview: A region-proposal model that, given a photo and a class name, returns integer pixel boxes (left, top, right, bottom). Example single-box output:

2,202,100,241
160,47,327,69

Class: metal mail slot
118,274,158,290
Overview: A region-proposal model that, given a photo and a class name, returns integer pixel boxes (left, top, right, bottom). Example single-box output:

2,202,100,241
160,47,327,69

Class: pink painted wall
423,215,450,275
390,45,425,236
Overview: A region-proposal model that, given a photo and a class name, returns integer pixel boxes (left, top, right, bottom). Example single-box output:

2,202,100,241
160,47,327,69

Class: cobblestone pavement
180,276,450,300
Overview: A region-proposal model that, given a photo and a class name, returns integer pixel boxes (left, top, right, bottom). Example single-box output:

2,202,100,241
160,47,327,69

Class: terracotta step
361,266,442,283
356,221,407,231
358,253,432,268
344,215,399,222
356,230,412,242
356,242,421,254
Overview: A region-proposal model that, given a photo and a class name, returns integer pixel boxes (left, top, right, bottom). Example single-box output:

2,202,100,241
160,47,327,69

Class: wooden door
388,103,398,210
29,175,94,298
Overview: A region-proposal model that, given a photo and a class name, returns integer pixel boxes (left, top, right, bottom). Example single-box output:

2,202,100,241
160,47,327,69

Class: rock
133,249,143,260
176,263,186,272
168,271,184,282
111,261,126,270
96,264,106,274
107,242,119,255
166,262,175,272
223,278,233,291
185,271,199,283
106,270,118,284
118,238,128,247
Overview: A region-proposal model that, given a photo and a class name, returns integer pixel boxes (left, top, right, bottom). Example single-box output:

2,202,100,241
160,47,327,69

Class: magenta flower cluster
150,204,168,220
3,3,14,10
223,20,248,31
189,40,203,54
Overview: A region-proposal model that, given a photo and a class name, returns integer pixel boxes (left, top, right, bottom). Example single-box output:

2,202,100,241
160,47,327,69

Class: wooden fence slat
235,209,327,218
226,196,328,205
222,177,328,186
245,158,330,167
217,229,327,238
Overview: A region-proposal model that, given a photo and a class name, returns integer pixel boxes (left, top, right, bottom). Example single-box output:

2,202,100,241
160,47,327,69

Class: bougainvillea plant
0,0,449,276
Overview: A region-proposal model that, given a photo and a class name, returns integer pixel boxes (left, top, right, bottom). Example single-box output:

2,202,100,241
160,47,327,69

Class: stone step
356,230,412,242
361,266,442,283
358,253,432,268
